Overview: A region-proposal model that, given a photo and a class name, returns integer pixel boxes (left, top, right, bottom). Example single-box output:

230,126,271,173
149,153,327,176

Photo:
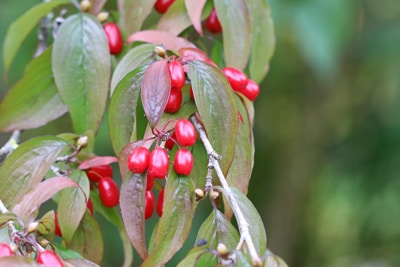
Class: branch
0,130,21,165
190,115,262,266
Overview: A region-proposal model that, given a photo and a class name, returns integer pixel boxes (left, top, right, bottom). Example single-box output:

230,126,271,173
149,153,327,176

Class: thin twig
190,115,262,266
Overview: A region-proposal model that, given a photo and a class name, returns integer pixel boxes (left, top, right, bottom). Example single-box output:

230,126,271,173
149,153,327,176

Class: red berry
205,8,222,34
168,61,185,90
87,199,94,215
146,173,156,190
148,148,169,179
86,165,113,182
164,88,182,114
175,119,196,147
189,86,194,100
0,243,13,257
156,188,165,217
103,22,123,55
165,131,176,150
54,213,62,237
154,0,175,14
144,190,155,220
222,67,248,92
37,250,64,267
98,177,120,207
242,79,260,101
127,147,150,174
173,148,194,176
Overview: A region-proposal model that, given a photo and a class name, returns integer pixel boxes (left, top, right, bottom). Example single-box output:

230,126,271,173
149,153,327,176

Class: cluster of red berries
0,243,63,267
222,67,260,101
86,164,119,208
127,119,196,219
165,59,186,113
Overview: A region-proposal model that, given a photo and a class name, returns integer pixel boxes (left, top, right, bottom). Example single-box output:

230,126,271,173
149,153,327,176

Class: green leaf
0,47,67,132
108,65,148,155
0,213,17,228
110,44,154,96
53,243,84,260
0,136,67,209
188,60,238,175
232,251,253,267
2,0,71,75
142,172,196,267
58,170,90,243
157,0,190,36
64,258,100,267
214,0,251,70
264,250,288,267
68,212,104,264
118,0,156,35
248,0,275,83
177,246,210,267
120,172,148,259
141,59,171,129
0,256,42,266
52,13,111,134
224,96,254,218
12,177,78,223
37,210,55,240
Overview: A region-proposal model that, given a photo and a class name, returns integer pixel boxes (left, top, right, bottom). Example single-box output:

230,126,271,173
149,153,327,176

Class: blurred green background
1,0,400,266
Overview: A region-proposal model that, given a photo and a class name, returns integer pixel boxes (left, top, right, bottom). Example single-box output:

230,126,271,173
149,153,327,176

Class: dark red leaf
78,156,119,170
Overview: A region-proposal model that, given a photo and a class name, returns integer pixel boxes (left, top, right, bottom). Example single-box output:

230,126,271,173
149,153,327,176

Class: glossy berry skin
175,119,196,147
127,147,150,173
37,250,64,267
154,0,175,14
174,148,194,176
103,22,123,55
0,243,13,257
144,190,155,220
148,148,169,179
164,88,182,114
222,67,249,93
168,61,185,90
242,79,260,101
205,8,222,34
156,188,165,217
86,165,113,182
98,177,119,207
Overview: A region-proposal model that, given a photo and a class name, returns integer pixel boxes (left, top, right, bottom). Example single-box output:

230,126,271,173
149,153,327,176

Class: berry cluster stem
190,115,262,266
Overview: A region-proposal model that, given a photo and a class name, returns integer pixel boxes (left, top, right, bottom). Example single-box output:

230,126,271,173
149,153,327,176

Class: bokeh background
1,0,400,266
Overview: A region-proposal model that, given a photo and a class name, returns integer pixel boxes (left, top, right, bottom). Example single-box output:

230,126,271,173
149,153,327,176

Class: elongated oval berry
168,61,185,90
164,88,182,114
127,147,150,173
242,79,260,101
175,119,196,147
174,148,194,176
222,67,248,93
154,0,175,14
145,190,155,220
98,177,119,207
86,165,113,182
156,188,165,217
205,8,222,34
148,148,169,179
103,22,123,55
0,243,13,257
37,250,64,267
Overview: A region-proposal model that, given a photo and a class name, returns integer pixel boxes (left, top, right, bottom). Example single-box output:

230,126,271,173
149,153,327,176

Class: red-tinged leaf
118,0,156,35
157,0,190,36
0,47,67,132
127,30,196,52
90,0,107,15
12,177,78,223
0,256,42,266
109,65,148,155
179,47,208,62
78,156,118,170
110,44,154,96
248,0,275,83
120,172,148,259
52,13,111,134
58,170,90,243
68,212,104,264
65,258,100,267
141,59,171,129
188,60,238,175
0,136,68,209
185,0,207,35
224,96,254,218
141,172,195,267
3,0,71,76
214,0,251,70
